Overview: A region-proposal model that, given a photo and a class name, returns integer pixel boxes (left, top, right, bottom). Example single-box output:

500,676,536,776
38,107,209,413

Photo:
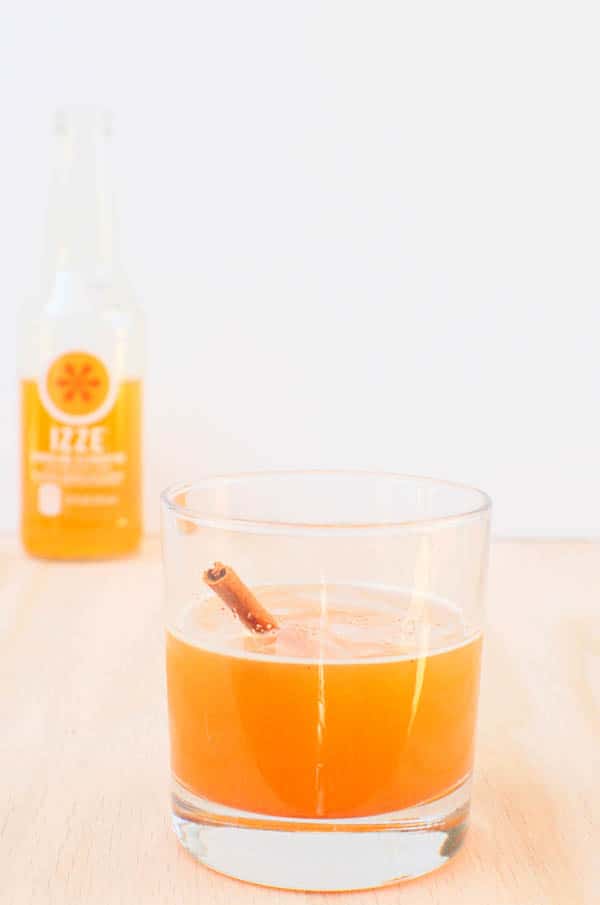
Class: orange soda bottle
20,108,143,559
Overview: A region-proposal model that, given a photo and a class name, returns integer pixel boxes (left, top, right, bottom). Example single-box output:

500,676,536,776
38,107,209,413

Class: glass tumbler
161,471,491,891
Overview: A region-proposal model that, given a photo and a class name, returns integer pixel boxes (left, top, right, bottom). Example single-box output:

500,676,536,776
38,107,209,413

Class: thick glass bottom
171,776,471,892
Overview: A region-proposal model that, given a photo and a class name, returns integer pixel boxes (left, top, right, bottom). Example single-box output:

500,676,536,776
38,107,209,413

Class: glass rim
160,470,492,535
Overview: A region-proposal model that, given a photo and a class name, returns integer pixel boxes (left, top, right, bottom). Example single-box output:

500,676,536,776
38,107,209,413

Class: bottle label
39,350,117,425
22,349,141,529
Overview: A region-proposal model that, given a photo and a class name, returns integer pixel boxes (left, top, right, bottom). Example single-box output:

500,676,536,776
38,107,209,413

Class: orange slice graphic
46,352,110,418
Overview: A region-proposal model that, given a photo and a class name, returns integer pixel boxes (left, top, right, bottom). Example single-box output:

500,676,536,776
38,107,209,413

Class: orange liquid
167,586,482,819
20,379,142,559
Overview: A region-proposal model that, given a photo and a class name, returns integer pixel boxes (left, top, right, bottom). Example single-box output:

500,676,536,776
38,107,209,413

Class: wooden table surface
1,538,598,905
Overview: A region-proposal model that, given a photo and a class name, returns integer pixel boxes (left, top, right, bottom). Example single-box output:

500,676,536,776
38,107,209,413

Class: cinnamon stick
203,562,279,634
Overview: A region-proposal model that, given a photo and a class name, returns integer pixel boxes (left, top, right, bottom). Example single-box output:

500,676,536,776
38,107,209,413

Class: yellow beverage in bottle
20,108,143,559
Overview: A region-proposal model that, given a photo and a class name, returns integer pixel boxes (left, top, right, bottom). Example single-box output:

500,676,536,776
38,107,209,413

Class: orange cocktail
167,584,482,819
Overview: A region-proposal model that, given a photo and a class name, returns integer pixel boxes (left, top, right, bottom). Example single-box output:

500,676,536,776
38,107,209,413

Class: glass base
171,777,471,892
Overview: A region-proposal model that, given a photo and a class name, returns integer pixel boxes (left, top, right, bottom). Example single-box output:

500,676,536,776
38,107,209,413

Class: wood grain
1,539,598,905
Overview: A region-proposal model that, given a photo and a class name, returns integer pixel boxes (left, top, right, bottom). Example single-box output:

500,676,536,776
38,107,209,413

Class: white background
2,2,599,537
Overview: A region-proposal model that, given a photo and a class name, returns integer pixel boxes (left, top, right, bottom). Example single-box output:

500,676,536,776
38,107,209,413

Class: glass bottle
20,107,143,558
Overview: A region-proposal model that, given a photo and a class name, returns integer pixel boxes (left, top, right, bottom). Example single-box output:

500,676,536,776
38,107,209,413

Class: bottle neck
43,107,122,289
